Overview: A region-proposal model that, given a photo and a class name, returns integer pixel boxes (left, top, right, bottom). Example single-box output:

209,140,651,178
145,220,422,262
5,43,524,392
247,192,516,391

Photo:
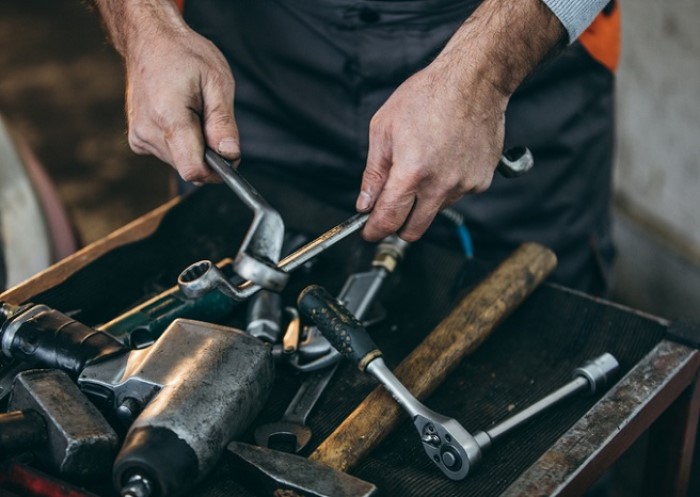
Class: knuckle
129,120,153,143
362,165,385,183
206,109,235,128
178,165,207,183
127,129,150,155
369,113,389,140
373,215,401,235
399,229,422,243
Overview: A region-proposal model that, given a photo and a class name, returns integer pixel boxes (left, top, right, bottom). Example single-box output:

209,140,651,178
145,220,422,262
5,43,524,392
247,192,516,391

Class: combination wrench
254,235,410,452
178,148,533,301
298,285,619,480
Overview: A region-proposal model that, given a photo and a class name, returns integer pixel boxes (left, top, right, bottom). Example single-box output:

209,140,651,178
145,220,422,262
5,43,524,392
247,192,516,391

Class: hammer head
8,369,118,480
226,441,377,497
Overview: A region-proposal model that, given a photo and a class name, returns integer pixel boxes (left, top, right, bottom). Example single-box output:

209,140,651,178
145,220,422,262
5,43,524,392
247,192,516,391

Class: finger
202,74,240,165
362,174,417,241
357,117,392,213
397,195,443,242
164,109,219,184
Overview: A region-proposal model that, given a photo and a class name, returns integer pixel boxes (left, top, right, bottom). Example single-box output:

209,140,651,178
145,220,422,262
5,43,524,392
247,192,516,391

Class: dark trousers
184,0,616,295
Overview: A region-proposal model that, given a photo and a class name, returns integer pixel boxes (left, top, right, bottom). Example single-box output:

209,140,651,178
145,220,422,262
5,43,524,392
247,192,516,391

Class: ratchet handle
298,285,381,371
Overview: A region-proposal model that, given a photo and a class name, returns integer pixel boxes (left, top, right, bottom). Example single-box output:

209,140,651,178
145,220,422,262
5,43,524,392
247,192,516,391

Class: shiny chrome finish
178,213,369,301
204,149,287,290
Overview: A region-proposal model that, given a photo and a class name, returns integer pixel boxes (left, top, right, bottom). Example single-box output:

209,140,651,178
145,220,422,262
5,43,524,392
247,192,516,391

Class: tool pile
0,151,621,497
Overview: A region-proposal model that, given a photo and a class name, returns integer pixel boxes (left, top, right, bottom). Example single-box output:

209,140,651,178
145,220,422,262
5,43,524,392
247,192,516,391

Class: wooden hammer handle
309,242,557,472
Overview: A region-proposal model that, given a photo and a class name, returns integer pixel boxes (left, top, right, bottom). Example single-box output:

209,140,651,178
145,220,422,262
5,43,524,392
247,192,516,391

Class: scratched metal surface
1,178,667,497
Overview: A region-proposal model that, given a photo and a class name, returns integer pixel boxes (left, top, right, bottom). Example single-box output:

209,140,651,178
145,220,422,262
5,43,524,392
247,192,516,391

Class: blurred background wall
612,0,700,322
0,0,171,249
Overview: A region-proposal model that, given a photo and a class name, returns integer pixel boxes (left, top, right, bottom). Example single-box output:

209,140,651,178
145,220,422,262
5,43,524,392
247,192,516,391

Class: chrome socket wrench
297,285,619,480
255,235,410,452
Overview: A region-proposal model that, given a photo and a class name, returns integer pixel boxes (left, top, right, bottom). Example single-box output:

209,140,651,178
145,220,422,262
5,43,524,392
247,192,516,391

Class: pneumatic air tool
0,301,273,497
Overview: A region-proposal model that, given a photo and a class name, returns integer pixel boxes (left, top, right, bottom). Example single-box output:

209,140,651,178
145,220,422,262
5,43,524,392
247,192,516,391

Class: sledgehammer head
8,369,118,479
227,441,377,497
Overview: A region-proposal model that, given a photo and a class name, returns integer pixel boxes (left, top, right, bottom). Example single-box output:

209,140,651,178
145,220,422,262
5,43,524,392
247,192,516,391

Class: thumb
203,81,241,165
357,131,392,213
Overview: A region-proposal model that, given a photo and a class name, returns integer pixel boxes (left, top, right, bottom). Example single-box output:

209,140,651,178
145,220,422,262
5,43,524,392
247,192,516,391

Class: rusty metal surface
501,340,700,497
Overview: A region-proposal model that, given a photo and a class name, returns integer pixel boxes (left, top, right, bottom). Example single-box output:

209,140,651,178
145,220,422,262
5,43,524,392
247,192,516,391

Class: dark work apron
183,0,616,295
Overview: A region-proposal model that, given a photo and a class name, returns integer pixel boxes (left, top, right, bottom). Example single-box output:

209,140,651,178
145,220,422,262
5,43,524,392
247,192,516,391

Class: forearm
90,0,188,58
434,0,566,98
88,0,240,182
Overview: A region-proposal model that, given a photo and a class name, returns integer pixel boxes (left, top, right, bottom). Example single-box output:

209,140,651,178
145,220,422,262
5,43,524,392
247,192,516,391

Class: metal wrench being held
178,147,533,301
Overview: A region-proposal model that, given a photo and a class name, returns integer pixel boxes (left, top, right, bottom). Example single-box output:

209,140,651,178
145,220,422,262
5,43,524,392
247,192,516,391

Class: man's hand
357,0,565,242
93,0,239,183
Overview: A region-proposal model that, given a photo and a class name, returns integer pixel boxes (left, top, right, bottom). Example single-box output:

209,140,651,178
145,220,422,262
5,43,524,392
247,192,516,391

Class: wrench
179,148,533,301
199,149,287,291
255,235,409,452
178,213,368,301
254,365,338,453
297,285,619,480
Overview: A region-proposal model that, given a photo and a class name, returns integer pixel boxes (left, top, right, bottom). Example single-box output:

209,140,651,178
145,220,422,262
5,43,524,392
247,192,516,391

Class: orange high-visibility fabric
579,2,621,72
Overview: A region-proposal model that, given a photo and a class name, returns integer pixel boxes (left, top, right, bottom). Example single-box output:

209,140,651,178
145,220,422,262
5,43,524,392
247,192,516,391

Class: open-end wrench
255,365,338,453
179,148,532,302
298,285,619,480
255,235,410,452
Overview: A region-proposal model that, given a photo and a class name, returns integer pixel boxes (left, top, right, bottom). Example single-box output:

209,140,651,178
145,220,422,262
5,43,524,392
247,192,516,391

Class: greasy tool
178,213,368,301
298,285,619,479
100,258,240,348
204,149,287,290
0,262,240,403
177,146,532,302
246,232,309,343
307,242,557,473
298,284,477,479
1,305,274,497
254,235,409,453
287,234,410,372
223,243,555,497
254,366,337,454
496,146,534,178
246,289,283,343
1,369,117,480
0,301,126,378
470,352,619,450
227,441,378,497
76,319,274,497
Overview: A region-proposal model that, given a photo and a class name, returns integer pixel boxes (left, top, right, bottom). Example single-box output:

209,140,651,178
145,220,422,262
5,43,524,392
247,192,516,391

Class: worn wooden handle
309,242,557,472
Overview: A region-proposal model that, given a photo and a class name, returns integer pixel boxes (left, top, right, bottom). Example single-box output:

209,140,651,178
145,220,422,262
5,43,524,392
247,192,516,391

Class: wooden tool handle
310,242,557,472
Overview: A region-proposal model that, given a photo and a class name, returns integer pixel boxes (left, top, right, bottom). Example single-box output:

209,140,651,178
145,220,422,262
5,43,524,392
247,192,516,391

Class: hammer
227,242,557,496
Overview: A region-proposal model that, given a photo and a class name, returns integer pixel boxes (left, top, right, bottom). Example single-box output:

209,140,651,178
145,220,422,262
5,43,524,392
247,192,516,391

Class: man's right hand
93,0,239,183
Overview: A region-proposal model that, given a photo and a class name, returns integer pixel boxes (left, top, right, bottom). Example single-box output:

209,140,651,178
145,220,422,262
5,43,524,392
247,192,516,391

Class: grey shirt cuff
540,0,610,41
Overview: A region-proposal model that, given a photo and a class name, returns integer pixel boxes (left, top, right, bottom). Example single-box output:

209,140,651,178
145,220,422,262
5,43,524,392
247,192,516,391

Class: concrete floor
0,0,172,245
